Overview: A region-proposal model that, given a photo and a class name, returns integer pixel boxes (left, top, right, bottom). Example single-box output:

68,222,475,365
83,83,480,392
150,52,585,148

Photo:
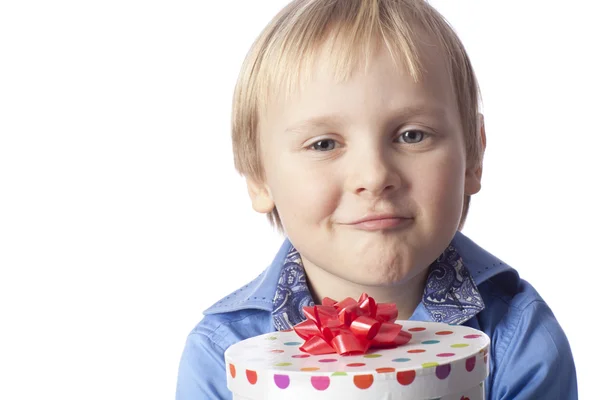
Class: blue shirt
176,232,577,399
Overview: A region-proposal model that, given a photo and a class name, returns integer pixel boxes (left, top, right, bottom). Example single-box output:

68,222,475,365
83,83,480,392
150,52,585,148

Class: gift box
225,320,490,399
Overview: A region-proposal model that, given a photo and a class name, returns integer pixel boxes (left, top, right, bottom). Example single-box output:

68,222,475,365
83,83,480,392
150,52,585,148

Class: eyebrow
284,115,345,134
283,105,448,134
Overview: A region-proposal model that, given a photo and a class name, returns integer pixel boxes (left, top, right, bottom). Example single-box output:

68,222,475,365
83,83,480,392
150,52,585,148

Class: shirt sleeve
490,300,577,399
176,331,231,400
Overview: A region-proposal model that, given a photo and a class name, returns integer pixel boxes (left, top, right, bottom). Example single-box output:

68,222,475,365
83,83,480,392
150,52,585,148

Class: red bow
292,293,412,356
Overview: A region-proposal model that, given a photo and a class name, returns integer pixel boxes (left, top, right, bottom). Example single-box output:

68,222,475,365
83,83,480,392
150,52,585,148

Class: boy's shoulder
452,232,552,326
191,240,294,350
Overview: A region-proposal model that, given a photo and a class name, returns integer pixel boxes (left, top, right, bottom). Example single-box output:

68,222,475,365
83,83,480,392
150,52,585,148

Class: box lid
225,321,489,399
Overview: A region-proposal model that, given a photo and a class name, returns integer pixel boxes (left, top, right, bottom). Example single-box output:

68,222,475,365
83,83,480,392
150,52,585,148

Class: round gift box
225,320,490,399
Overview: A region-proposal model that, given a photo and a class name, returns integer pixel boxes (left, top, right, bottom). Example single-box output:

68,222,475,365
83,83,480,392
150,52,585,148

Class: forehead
261,33,457,129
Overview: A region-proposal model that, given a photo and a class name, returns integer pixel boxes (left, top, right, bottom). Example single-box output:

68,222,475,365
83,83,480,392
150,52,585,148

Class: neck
302,259,429,320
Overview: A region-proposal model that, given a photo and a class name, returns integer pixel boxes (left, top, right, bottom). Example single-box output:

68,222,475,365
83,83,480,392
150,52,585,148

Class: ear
465,113,487,195
246,177,275,213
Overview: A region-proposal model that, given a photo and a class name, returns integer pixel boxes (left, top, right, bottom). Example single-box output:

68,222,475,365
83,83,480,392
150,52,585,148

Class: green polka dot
275,362,292,367
392,358,411,362
332,372,348,376
421,340,440,345
422,362,439,368
451,343,469,348
364,354,382,358
265,336,277,340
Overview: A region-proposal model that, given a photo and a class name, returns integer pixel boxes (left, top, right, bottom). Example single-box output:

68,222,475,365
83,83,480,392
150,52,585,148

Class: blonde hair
232,0,483,231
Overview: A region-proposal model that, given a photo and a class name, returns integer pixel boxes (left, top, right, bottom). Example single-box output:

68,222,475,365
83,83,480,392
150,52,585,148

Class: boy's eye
311,139,337,151
397,130,425,144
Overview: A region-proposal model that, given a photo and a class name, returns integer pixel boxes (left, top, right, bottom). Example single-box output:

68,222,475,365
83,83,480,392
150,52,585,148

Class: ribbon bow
292,293,412,356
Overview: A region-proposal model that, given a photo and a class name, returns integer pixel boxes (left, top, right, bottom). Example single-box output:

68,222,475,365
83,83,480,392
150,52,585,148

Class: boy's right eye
311,139,337,151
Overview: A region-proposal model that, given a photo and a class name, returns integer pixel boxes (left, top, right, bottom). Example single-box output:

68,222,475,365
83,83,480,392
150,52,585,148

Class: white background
1,0,597,399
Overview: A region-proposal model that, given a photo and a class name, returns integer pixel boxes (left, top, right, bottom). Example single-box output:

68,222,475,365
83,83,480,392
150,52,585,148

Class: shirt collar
203,232,516,317
270,241,485,330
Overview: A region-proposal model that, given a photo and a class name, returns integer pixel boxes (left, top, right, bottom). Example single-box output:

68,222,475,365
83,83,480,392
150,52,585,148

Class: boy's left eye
397,130,425,144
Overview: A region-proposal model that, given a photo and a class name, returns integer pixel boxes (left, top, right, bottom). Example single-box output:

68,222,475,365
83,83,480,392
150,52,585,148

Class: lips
345,214,412,231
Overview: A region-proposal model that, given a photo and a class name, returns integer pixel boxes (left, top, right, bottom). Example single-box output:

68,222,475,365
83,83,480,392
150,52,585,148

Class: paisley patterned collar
271,244,484,331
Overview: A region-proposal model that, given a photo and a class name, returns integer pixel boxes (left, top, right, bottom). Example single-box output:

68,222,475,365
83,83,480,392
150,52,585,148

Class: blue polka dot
284,342,302,346
422,340,440,345
392,358,411,362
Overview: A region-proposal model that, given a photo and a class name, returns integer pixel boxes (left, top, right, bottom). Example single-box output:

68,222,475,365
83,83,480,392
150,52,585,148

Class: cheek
267,160,341,224
412,152,466,218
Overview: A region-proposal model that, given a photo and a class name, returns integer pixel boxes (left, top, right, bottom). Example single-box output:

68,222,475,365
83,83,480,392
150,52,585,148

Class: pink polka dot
311,376,330,391
292,354,310,358
437,353,456,357
464,334,482,339
319,358,337,363
466,356,476,371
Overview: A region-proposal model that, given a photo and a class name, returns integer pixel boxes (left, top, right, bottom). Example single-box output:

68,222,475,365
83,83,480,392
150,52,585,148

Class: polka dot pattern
245,369,257,385
466,356,476,372
275,362,292,367
347,362,366,367
225,320,490,398
397,370,416,385
273,374,290,389
353,374,374,389
435,364,451,380
311,376,330,391
291,354,310,358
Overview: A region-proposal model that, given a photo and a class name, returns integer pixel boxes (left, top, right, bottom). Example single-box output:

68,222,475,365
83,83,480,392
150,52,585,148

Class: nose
346,146,401,198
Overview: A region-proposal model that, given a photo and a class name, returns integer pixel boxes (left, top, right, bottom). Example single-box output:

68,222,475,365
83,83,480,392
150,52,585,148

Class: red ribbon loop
292,293,412,356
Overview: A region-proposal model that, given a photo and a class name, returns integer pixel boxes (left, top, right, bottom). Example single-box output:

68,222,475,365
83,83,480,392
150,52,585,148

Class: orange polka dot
246,370,258,385
347,362,366,367
436,330,454,335
353,374,374,389
229,364,236,378
408,327,426,332
376,367,395,373
281,329,293,332
408,349,426,354
301,367,320,371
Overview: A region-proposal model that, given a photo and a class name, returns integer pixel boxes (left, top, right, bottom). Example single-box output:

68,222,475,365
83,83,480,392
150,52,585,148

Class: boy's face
248,41,482,287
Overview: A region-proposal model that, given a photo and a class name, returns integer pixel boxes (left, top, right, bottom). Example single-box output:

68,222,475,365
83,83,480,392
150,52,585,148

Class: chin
346,262,416,287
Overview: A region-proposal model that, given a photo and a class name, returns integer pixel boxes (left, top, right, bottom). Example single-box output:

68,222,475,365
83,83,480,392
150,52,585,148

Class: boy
177,0,577,398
